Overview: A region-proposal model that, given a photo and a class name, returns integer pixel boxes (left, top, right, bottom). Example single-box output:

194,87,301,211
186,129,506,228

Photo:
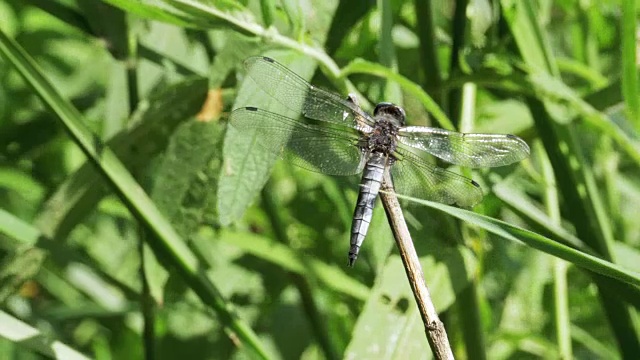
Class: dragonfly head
373,102,406,126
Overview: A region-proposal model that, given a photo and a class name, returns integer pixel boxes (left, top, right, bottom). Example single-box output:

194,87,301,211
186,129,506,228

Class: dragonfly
229,56,530,266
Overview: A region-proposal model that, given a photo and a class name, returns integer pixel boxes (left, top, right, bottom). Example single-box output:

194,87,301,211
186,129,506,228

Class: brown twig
379,170,454,360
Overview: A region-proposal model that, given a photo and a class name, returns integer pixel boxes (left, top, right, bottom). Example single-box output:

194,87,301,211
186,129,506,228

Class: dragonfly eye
374,102,406,125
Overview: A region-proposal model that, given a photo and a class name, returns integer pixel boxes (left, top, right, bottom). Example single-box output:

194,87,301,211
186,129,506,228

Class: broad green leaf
165,0,262,33
0,248,46,302
152,120,226,236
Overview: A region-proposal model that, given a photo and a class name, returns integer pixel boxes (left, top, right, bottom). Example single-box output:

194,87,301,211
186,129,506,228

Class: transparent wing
229,107,367,175
398,126,530,168
244,56,374,132
390,145,484,208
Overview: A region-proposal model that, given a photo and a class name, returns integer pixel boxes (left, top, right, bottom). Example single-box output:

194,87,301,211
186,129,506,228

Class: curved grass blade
390,193,640,289
341,59,455,130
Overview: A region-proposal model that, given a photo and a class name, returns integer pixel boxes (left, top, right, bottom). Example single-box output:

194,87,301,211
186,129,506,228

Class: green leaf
152,120,226,236
0,248,46,302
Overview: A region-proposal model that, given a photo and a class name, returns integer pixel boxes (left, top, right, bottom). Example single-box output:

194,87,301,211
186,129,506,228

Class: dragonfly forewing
229,107,367,175
244,56,375,132
398,126,530,168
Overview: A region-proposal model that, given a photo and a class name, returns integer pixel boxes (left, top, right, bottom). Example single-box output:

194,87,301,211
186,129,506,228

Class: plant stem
413,0,442,93
379,171,454,360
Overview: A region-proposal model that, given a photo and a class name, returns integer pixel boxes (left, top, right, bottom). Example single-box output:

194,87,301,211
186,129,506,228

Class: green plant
0,0,638,359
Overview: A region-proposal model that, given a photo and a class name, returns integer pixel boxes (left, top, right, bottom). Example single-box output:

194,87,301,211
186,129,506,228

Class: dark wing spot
506,134,518,139
246,107,258,111
263,56,275,63
471,180,480,187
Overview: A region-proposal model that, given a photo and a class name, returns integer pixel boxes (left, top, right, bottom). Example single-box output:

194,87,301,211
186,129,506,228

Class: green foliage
0,0,638,359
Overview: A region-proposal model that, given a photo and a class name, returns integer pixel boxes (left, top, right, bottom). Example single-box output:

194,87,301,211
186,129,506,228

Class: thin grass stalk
621,0,639,127
456,282,486,360
378,0,402,103
447,0,469,126
455,82,486,359
553,260,571,359
125,23,157,360
538,142,572,359
379,171,454,360
413,0,442,95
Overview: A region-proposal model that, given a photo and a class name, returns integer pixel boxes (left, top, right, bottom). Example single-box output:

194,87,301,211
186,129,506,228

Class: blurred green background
1,0,639,359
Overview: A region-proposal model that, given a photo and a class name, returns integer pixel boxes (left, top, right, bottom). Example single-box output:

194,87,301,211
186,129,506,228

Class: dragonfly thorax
366,115,400,155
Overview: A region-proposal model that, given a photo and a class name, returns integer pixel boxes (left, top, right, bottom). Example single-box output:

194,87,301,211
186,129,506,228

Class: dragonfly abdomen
349,153,386,266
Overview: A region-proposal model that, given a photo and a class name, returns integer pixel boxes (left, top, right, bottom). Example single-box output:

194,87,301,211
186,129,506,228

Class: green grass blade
101,0,204,28
342,59,455,130
0,208,40,247
219,230,370,301
493,182,587,251
412,0,442,91
377,0,402,104
446,0,469,126
391,194,640,288
0,29,271,360
0,310,90,360
621,0,639,126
